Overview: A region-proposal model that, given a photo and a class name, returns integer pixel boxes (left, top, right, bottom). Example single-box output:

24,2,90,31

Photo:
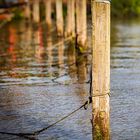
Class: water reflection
8,25,17,64
76,54,88,83
0,20,90,87
0,19,91,140
67,43,77,79
0,15,140,140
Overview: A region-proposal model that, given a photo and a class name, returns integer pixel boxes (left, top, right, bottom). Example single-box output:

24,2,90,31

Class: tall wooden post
76,0,87,49
32,0,40,23
92,0,110,140
65,0,75,37
56,0,64,36
45,0,52,27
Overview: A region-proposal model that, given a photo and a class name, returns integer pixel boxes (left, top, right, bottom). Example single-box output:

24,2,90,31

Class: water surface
0,19,140,140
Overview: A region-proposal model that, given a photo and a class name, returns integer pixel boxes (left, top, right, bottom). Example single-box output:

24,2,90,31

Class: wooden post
91,0,110,140
18,0,30,19
56,0,64,36
24,1,31,20
32,0,40,23
76,0,87,49
45,0,52,27
65,0,75,37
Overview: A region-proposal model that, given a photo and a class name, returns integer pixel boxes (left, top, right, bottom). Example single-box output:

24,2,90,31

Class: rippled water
0,20,92,140
111,19,140,140
0,18,140,140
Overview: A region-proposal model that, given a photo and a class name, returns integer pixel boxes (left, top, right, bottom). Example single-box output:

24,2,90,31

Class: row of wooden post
23,0,111,139
23,0,87,49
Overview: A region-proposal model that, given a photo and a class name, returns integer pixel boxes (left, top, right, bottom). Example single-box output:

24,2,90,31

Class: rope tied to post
0,97,92,139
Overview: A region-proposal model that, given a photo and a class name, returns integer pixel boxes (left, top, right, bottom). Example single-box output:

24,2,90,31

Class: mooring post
91,0,110,139
76,0,87,50
65,0,75,37
32,0,40,23
56,0,64,36
45,0,52,27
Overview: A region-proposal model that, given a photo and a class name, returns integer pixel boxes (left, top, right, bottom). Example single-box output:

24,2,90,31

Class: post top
94,0,111,3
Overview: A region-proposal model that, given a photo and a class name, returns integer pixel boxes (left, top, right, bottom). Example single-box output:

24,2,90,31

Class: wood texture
24,2,31,19
65,0,75,37
92,1,110,140
76,0,87,48
56,0,64,36
32,0,40,23
45,0,52,27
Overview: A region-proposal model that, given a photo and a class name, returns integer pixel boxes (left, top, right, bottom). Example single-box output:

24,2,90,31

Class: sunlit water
0,19,140,140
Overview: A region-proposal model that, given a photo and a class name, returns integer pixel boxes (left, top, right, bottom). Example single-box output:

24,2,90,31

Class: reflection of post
56,0,64,36
34,29,40,56
8,26,17,63
58,39,64,67
45,0,52,27
24,23,32,44
92,0,110,140
76,55,87,83
65,0,75,37
46,30,53,68
67,43,76,79
35,26,46,60
76,0,87,49
32,0,40,23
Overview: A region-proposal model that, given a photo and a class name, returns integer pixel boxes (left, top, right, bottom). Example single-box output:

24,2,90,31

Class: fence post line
76,0,87,50
56,0,64,36
91,0,110,139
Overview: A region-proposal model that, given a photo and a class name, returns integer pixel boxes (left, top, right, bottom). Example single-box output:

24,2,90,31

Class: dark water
0,19,140,140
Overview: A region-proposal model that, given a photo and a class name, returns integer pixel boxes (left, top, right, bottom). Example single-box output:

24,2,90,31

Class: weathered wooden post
32,0,40,23
65,0,75,37
45,0,52,27
91,0,110,139
56,0,64,36
24,0,31,19
76,0,87,50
